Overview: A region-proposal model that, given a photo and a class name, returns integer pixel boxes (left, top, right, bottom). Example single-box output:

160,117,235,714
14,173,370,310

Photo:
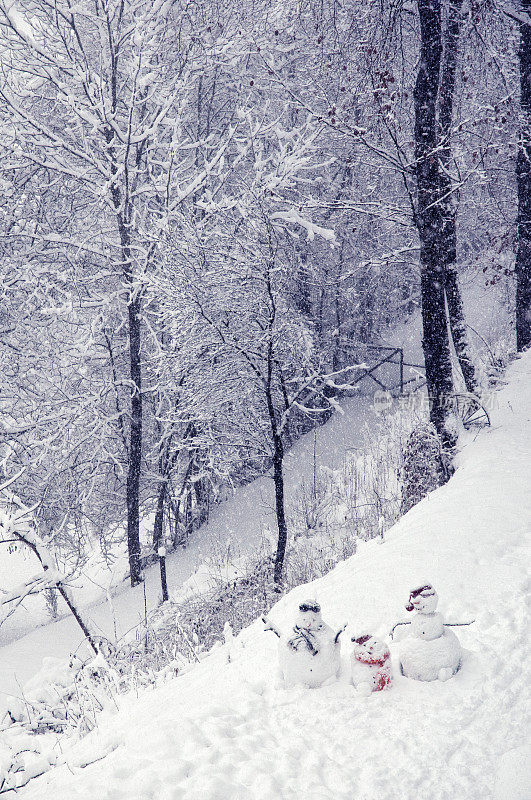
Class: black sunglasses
299,602,320,613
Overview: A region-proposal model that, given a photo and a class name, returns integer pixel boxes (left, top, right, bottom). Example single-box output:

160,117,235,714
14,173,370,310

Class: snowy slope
0,275,510,689
17,350,531,800
0,394,377,698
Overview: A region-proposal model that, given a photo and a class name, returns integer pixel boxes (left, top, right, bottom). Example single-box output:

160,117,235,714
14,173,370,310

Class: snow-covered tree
515,1,531,351
0,0,249,584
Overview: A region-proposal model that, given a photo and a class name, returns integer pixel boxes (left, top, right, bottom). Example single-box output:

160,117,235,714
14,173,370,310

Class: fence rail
336,340,426,396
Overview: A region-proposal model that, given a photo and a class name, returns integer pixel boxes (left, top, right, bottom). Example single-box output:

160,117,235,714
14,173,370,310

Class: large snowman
399,584,462,681
264,600,344,688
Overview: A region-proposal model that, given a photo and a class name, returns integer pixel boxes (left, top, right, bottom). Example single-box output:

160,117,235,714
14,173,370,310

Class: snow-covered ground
0,393,380,700
0,277,514,703
13,347,530,799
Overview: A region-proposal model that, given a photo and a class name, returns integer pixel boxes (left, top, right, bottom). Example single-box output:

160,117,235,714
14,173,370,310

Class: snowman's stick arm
334,624,347,644
389,621,411,640
262,616,281,638
444,620,475,627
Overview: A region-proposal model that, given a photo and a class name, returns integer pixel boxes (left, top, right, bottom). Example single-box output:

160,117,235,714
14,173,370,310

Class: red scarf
353,650,390,667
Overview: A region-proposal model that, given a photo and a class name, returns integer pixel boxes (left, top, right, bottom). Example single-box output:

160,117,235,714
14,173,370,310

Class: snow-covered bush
477,334,517,390
0,652,123,792
400,423,447,514
2,654,119,737
0,733,58,795
154,557,280,656
286,400,425,583
107,609,197,678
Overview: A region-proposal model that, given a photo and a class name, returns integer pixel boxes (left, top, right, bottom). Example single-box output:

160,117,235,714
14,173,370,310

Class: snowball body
279,623,340,688
278,604,341,688
399,627,462,681
410,611,444,640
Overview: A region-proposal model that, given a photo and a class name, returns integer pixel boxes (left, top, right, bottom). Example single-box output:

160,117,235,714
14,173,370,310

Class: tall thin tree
438,0,478,392
516,2,531,351
414,0,455,442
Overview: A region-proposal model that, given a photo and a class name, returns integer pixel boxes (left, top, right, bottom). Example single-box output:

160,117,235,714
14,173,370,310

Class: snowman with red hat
398,584,462,682
263,600,346,688
350,633,393,694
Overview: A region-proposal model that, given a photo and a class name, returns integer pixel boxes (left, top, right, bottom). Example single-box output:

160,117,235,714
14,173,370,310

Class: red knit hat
405,584,435,612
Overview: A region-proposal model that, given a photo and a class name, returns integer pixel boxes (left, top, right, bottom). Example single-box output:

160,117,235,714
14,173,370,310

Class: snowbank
13,352,531,799
0,394,377,695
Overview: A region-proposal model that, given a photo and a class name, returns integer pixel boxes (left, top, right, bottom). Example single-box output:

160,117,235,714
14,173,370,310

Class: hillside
0,392,379,698
15,351,531,800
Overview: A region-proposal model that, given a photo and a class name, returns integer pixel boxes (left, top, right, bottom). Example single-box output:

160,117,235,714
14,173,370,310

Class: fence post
399,348,404,394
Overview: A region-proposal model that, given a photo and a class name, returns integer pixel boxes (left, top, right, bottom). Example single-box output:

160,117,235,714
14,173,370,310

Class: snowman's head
351,633,390,661
296,600,322,630
406,584,438,614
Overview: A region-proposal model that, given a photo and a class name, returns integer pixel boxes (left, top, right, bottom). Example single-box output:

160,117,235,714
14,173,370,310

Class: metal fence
336,340,426,397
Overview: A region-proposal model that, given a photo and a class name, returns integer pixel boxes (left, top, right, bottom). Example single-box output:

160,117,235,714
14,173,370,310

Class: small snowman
398,584,462,682
263,600,345,689
350,633,393,694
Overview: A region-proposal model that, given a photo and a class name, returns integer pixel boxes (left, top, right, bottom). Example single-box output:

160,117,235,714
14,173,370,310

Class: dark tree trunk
264,349,288,587
170,454,195,548
331,241,345,373
294,244,312,317
188,431,209,533
438,0,477,393
153,476,169,602
56,583,99,654
516,2,531,351
272,444,288,587
152,478,166,550
182,485,194,542
17,534,99,655
107,125,144,587
414,0,455,443
126,288,143,587
192,473,209,531
159,555,169,603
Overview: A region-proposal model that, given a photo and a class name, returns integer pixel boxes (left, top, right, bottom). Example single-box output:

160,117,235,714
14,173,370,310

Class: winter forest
0,1,530,798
